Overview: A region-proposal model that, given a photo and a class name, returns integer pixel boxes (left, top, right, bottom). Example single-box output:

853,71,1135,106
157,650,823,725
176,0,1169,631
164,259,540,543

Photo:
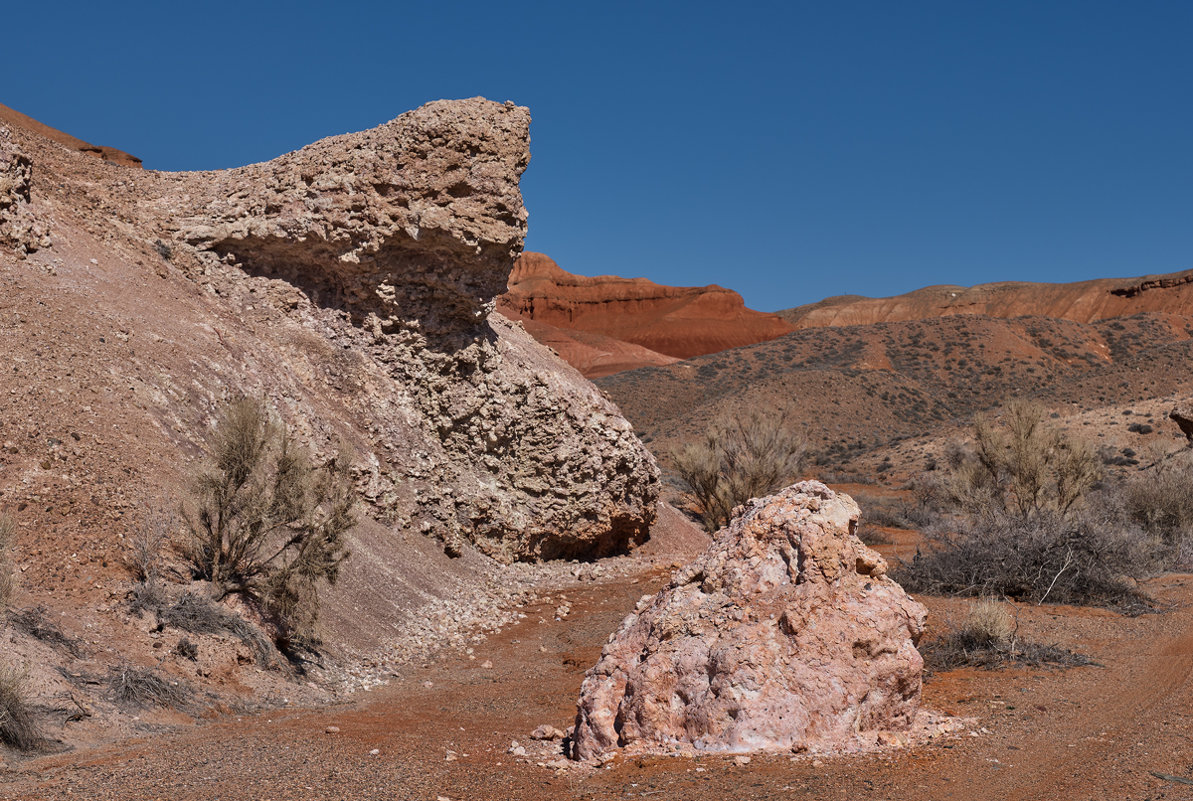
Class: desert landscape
1,95,1192,801
3,7,1193,798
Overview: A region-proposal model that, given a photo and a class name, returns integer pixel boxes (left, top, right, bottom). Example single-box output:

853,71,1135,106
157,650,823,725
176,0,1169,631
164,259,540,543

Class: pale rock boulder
571,481,927,760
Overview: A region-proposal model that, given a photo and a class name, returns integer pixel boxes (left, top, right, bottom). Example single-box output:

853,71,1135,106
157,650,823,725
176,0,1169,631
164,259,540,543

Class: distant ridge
779,269,1193,329
0,101,142,167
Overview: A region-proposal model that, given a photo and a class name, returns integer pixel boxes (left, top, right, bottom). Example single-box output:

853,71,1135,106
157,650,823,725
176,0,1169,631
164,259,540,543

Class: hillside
779,269,1193,329
496,252,791,375
598,311,1193,479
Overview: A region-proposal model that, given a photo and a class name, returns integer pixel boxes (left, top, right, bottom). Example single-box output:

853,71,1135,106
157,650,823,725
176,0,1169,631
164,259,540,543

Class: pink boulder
571,481,927,760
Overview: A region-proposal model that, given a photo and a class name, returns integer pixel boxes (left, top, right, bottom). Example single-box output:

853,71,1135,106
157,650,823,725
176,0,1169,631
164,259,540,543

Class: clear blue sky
4,1,1191,311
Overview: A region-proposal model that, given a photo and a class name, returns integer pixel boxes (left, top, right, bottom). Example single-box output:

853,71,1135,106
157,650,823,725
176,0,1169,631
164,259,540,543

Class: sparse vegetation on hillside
671,409,808,532
182,398,355,650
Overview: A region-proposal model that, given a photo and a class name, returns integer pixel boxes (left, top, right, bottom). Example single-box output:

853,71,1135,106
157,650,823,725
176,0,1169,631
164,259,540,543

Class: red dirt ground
6,561,1192,801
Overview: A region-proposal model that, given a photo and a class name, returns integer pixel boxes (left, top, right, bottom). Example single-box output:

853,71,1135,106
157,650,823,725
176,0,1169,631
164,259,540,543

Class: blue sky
4,1,1191,311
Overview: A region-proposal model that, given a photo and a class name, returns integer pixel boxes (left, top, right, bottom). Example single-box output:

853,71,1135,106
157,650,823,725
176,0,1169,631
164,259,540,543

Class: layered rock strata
498,252,792,367
572,481,927,759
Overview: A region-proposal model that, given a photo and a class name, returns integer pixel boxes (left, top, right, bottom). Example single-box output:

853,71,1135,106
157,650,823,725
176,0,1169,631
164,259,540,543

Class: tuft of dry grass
105,665,193,710
0,663,41,751
920,599,1096,672
8,607,85,658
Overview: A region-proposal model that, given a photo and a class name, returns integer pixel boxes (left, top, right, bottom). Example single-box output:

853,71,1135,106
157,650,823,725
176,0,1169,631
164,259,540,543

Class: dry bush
105,665,192,710
156,592,272,664
895,403,1156,607
126,507,174,585
0,514,15,608
671,408,808,532
896,506,1158,607
942,401,1101,520
959,598,1015,646
182,398,354,649
921,599,1094,672
8,607,84,658
1118,451,1193,559
0,663,41,751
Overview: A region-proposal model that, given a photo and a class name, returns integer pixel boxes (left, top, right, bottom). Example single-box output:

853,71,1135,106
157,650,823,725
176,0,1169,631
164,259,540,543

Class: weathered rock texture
779,270,1193,330
144,99,659,561
572,481,926,760
0,126,50,253
497,252,792,372
1,98,658,570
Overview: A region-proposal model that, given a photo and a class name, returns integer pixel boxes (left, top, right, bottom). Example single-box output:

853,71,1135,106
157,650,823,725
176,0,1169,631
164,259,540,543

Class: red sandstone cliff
497,253,792,372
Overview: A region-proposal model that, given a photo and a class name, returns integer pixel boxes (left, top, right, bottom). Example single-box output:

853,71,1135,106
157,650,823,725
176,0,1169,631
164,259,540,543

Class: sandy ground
4,561,1192,801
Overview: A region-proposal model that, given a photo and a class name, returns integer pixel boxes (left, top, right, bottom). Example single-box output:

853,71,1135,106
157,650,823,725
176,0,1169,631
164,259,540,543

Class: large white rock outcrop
572,481,927,759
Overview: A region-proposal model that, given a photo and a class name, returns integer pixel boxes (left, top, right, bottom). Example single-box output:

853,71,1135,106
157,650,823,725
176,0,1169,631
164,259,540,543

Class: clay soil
5,560,1192,801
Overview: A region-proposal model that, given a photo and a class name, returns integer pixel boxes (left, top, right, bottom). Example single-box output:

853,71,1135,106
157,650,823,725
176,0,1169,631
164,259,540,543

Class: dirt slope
497,252,792,372
598,311,1193,480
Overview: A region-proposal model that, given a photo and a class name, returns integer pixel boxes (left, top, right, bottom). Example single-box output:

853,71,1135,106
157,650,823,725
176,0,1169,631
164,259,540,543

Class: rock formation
571,481,927,760
497,252,792,370
1,98,659,565
779,269,1193,330
0,126,50,253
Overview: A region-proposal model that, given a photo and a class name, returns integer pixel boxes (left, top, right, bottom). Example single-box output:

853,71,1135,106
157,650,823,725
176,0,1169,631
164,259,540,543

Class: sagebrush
671,409,808,532
182,398,354,649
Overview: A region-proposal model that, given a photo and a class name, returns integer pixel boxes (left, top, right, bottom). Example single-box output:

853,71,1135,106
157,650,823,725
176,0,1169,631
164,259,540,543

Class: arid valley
3,47,1193,801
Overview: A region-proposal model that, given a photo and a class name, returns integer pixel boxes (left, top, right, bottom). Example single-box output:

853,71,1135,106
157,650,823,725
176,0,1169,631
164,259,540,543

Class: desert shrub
921,599,1094,671
126,508,173,585
105,665,192,710
1117,452,1193,557
157,591,271,663
181,398,354,648
174,638,199,661
8,607,84,658
0,663,41,751
897,506,1157,607
0,514,15,608
941,401,1101,520
671,408,808,532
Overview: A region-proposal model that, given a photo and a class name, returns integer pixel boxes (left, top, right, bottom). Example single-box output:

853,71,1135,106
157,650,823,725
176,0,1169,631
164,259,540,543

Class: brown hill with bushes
779,270,1193,329
496,252,792,374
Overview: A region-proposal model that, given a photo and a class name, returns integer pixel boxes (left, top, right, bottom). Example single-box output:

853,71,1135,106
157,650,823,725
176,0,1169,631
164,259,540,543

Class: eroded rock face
572,481,926,759
0,127,50,254
132,99,658,561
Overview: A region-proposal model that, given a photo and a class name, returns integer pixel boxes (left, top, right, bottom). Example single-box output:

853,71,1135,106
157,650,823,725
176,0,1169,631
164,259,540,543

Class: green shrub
182,398,354,649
